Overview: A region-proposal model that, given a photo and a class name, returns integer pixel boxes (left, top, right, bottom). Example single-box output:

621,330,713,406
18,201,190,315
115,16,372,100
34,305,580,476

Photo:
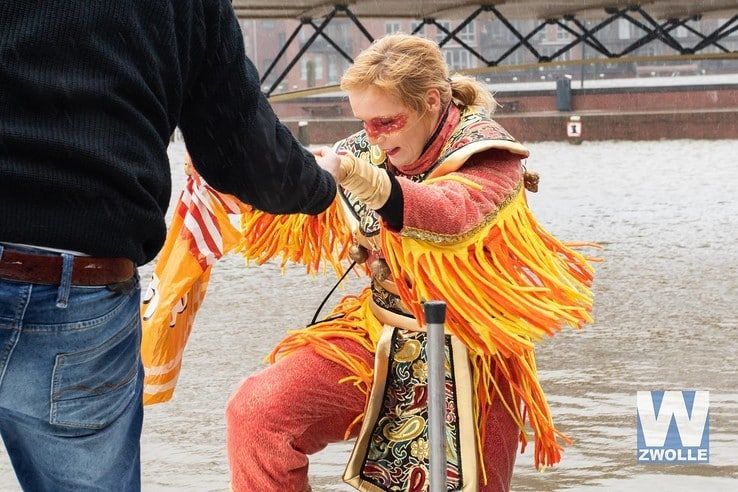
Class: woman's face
347,85,441,170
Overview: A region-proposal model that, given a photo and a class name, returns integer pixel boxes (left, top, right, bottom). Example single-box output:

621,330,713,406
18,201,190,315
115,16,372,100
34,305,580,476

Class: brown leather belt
0,249,135,286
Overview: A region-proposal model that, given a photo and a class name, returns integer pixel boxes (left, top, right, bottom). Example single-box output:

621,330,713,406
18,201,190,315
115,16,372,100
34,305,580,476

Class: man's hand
184,154,194,176
313,146,343,182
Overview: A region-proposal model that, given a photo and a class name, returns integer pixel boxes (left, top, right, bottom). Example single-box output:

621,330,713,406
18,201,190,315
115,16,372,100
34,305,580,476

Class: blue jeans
0,244,143,491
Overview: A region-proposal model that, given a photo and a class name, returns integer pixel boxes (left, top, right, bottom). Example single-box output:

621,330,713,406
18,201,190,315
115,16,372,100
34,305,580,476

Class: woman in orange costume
226,34,595,492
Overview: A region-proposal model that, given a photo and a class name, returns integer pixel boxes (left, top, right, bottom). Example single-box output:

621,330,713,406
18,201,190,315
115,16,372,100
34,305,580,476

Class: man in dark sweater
0,1,336,490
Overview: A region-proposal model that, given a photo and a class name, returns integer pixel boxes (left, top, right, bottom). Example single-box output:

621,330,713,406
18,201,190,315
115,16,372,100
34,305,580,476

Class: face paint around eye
363,113,408,139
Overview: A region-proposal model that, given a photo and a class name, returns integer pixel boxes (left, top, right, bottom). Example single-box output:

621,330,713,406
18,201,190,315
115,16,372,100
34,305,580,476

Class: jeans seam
51,380,138,430
55,253,75,308
23,286,137,332
0,284,32,390
14,283,31,329
50,354,62,424
53,307,139,367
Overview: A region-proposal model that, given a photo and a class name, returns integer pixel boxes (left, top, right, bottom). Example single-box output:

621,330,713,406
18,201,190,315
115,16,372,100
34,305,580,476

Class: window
458,22,476,44
300,56,324,82
437,22,476,46
556,24,572,42
385,22,401,35
512,20,533,43
328,55,340,84
557,47,572,61
618,18,631,40
328,21,350,46
443,48,476,70
486,20,506,42
314,56,324,81
506,48,524,65
411,21,427,37
436,21,451,43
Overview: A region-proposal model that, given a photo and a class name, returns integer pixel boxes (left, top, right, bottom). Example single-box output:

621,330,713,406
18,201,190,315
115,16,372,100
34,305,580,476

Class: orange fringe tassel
382,189,594,359
239,198,352,276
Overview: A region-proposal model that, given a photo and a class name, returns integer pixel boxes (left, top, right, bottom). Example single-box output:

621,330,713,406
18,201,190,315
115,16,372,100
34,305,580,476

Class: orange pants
226,339,519,491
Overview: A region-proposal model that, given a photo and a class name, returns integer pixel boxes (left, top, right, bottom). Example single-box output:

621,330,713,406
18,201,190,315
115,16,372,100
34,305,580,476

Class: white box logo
636,391,709,463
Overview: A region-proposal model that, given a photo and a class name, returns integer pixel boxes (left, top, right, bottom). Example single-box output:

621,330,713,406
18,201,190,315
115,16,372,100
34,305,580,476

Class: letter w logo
637,391,709,447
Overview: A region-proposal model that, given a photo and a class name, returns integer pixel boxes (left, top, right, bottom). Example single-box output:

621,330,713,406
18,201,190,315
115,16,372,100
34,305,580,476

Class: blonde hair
341,33,497,114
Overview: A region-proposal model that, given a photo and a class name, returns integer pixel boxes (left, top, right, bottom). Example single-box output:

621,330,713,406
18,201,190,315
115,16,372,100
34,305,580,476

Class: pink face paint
363,113,408,139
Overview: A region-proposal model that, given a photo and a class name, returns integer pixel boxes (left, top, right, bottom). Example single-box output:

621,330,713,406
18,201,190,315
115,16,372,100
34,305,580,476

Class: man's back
0,0,335,265
0,3,335,490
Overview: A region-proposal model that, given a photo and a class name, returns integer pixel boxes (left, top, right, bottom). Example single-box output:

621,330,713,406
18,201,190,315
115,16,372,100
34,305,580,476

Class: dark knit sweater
0,0,336,265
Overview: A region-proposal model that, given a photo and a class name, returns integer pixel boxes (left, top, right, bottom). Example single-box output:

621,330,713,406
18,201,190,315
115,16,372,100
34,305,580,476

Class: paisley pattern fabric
435,108,518,165
371,281,407,316
359,328,463,492
335,132,388,239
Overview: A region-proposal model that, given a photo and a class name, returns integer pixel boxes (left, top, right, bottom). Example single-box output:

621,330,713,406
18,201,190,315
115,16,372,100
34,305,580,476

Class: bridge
231,1,738,96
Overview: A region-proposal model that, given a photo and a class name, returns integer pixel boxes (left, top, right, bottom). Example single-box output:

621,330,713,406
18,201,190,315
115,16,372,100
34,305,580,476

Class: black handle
423,300,447,325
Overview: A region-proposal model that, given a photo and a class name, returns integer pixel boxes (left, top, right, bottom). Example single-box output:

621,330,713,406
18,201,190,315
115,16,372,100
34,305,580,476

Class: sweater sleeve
375,171,404,231
396,150,523,238
178,0,335,215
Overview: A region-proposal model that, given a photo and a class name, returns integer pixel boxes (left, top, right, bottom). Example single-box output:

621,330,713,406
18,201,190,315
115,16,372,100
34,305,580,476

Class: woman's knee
226,357,313,435
226,373,275,437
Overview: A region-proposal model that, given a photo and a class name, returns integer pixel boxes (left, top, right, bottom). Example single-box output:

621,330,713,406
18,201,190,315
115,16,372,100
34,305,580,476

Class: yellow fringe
270,292,583,472
382,189,594,359
239,198,352,276
380,188,594,469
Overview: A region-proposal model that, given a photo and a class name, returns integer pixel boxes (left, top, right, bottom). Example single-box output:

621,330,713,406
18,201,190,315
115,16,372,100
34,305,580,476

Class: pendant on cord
348,243,369,264
370,258,391,282
523,170,540,193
